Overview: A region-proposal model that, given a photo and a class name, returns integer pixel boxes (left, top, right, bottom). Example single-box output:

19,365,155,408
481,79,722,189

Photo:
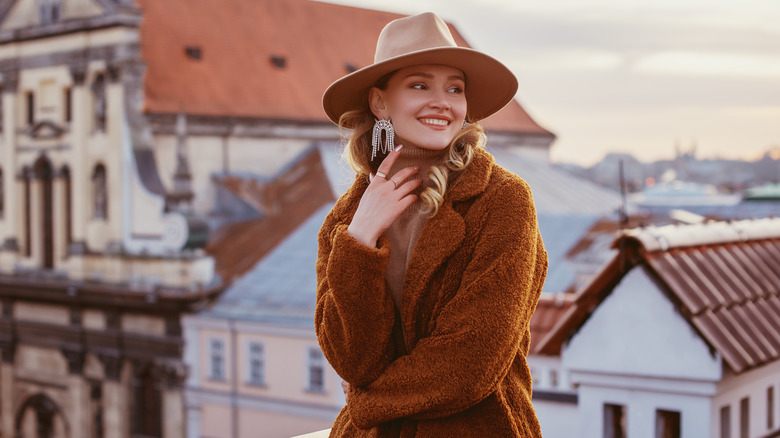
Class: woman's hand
347,145,422,247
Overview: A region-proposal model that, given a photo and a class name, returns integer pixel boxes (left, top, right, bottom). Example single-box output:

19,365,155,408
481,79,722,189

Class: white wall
577,382,712,438
563,266,721,380
713,360,780,438
534,400,578,438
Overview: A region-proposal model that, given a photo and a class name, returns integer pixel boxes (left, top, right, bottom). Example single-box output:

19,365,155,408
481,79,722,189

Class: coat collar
447,147,494,202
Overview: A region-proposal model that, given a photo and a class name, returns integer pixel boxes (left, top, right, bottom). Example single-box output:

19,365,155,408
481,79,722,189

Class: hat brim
322,47,518,125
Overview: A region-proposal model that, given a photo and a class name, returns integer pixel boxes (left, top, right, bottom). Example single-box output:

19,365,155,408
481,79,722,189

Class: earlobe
368,87,388,119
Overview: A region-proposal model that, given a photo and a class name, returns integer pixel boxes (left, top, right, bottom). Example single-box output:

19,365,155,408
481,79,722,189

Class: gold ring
390,179,398,189
375,171,387,179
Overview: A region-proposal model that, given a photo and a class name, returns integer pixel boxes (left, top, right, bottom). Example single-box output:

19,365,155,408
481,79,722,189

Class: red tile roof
536,218,780,374
205,146,335,282
530,293,575,354
136,0,553,136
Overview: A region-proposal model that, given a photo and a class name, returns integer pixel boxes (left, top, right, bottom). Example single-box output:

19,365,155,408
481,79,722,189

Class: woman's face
369,64,467,151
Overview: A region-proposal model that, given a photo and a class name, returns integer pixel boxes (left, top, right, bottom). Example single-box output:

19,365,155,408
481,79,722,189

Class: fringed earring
371,119,395,160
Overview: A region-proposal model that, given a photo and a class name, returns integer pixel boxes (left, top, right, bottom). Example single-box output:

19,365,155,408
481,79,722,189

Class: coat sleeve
346,178,547,429
314,207,397,386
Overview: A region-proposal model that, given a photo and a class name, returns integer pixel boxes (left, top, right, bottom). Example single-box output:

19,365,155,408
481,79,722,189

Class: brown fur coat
315,147,547,437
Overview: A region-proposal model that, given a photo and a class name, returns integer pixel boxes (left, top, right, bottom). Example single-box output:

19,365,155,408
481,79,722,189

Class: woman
316,12,547,437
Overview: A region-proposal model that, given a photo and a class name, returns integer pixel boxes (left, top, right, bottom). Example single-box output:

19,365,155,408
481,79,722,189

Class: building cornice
0,11,141,44
145,112,341,141
0,273,225,313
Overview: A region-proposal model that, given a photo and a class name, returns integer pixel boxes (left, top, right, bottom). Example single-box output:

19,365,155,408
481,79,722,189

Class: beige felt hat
322,12,518,125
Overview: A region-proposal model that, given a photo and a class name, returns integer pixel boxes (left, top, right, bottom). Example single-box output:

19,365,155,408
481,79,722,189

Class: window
23,168,31,257
656,409,681,438
92,164,107,219
740,397,749,438
769,386,775,430
0,167,3,218
247,342,265,386
307,347,325,393
62,166,72,246
604,404,626,438
209,339,225,381
26,91,34,125
91,74,106,132
64,87,72,123
37,0,62,24
0,85,4,131
721,405,731,438
550,369,558,388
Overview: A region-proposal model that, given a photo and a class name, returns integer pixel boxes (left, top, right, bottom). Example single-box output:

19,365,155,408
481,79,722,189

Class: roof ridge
617,217,780,252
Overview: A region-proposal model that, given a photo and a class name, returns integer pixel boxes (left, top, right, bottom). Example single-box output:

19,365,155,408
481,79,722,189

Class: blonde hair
339,107,486,217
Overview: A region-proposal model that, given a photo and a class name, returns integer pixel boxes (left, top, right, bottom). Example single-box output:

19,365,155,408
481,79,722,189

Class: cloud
633,52,780,76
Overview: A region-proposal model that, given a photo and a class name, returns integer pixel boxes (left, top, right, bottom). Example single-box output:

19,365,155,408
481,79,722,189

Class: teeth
420,118,448,126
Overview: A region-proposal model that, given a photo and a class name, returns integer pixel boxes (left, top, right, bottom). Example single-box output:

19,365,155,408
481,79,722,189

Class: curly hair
338,105,486,217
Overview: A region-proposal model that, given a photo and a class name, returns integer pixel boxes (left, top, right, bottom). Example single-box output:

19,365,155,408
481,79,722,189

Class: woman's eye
411,83,426,90
449,86,464,93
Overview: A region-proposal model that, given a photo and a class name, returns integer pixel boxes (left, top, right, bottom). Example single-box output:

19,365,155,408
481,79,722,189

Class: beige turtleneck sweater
384,145,447,315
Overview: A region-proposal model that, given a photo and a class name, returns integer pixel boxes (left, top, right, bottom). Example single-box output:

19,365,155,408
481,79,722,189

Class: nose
429,89,451,111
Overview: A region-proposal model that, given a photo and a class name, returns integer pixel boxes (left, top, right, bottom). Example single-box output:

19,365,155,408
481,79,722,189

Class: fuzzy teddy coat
315,147,547,437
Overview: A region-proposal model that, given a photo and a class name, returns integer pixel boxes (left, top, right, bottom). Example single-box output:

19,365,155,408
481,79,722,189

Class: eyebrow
404,72,465,82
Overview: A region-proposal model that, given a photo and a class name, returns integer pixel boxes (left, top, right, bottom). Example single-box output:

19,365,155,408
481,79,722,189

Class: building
0,0,233,437
535,218,780,438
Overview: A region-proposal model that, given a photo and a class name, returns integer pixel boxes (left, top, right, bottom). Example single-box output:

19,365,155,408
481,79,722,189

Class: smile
419,118,450,126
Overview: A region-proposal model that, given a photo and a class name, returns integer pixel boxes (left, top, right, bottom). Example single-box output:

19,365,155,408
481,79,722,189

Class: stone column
162,362,188,438
0,339,16,438
1,69,19,255
106,63,124,250
99,354,128,438
62,348,89,438
67,65,88,271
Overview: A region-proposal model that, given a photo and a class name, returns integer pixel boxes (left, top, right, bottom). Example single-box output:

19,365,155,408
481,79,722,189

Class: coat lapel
400,148,494,347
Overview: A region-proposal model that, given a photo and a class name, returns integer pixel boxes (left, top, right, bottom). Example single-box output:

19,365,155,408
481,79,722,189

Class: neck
387,144,447,184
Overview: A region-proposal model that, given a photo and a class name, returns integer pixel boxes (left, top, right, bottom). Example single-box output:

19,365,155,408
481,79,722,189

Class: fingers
391,177,422,199
375,144,404,179
390,165,421,185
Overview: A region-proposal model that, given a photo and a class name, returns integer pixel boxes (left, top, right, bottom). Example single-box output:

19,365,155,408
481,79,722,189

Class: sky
320,0,780,166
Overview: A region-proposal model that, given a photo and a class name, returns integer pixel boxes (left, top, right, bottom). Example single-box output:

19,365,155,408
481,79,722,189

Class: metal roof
203,204,333,328
537,218,780,374
488,146,621,216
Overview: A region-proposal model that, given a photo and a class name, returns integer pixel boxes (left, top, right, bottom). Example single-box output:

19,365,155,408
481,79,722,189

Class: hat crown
374,12,458,63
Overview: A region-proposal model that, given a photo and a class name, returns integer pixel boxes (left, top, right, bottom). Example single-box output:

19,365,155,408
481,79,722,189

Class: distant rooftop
136,0,554,137
537,217,780,374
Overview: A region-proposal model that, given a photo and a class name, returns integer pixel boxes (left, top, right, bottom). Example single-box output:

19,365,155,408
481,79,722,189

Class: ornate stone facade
0,1,223,437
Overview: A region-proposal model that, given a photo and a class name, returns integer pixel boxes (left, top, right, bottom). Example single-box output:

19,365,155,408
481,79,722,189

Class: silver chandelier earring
371,119,395,160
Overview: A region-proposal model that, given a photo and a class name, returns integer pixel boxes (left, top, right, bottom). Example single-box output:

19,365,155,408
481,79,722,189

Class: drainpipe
230,318,239,438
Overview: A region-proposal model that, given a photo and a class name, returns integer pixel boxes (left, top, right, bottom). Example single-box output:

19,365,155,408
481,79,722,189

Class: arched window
92,164,107,220
15,393,68,438
91,74,106,132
